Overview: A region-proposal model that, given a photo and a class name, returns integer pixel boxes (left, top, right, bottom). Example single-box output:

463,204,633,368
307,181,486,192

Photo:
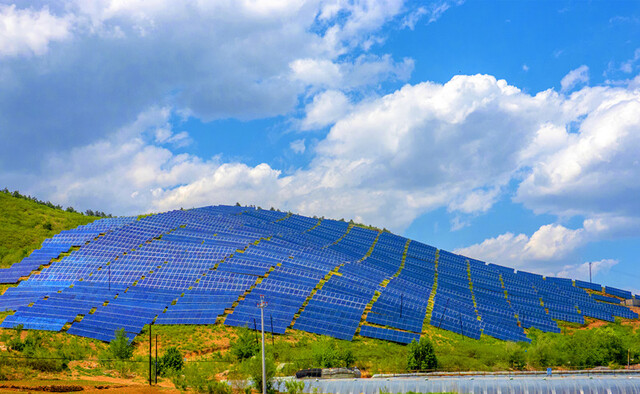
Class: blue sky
0,0,639,292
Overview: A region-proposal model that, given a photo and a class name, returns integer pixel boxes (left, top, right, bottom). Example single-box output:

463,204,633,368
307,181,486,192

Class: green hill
0,191,99,268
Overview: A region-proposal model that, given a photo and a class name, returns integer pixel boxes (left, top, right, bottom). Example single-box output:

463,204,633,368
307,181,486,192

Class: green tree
244,354,276,394
109,328,133,360
407,337,438,371
231,327,259,361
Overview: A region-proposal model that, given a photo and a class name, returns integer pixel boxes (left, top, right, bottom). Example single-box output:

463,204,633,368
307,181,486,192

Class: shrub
205,380,232,394
407,337,438,371
158,346,184,376
231,327,259,361
506,344,526,371
7,325,25,351
311,339,355,368
284,379,306,394
243,354,276,393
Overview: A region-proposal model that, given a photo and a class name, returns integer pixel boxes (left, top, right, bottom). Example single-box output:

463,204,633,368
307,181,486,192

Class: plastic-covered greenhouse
278,375,640,394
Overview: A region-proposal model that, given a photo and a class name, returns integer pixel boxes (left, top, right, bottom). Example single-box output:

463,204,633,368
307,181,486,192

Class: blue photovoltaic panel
0,205,636,344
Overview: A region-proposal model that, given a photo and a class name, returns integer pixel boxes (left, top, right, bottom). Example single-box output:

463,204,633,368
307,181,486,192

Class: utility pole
589,262,592,283
149,324,152,386
155,334,158,384
257,295,268,394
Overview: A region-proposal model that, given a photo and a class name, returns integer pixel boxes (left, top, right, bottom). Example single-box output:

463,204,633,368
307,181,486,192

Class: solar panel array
0,205,637,344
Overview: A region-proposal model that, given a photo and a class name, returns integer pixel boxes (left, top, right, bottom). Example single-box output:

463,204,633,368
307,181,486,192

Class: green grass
0,192,99,268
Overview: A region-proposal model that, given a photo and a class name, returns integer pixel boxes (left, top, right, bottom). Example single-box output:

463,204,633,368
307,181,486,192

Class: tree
244,354,276,393
109,328,133,360
407,337,438,371
231,327,259,361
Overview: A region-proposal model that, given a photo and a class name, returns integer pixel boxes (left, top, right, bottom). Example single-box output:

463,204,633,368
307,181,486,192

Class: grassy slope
0,192,99,268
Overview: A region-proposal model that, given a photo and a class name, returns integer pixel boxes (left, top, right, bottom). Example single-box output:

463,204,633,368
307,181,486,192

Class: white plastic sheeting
281,375,640,394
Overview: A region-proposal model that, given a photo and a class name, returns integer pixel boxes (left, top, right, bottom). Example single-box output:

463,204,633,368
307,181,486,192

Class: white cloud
620,48,640,73
0,0,412,171
29,107,283,214
9,71,640,240
556,259,618,282
516,85,640,220
522,64,529,72
402,1,462,29
290,58,342,87
290,54,414,90
560,65,589,92
301,90,352,130
455,223,587,274
0,5,71,57
290,139,306,154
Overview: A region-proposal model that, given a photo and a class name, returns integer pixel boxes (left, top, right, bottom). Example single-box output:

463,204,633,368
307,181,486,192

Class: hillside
0,191,99,269
0,199,637,391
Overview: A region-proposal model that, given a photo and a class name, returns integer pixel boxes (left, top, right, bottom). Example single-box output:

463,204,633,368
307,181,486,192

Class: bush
231,327,259,361
109,328,133,360
243,354,276,393
7,325,25,351
158,346,184,376
284,379,306,394
311,339,355,368
205,380,232,394
506,343,526,371
407,337,438,371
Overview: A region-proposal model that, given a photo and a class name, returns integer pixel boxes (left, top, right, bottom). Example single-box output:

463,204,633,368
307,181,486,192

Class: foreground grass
0,313,637,393
0,192,100,268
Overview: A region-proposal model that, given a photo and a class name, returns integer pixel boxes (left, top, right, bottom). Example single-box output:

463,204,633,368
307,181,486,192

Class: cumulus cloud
560,65,589,91
290,55,414,91
25,107,284,215
0,0,410,170
454,223,587,274
301,90,353,130
0,4,71,57
13,71,640,236
515,86,640,220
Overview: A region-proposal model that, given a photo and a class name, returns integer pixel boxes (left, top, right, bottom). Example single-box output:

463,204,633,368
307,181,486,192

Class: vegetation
407,337,438,371
0,190,101,268
284,379,305,394
0,191,638,390
231,326,259,361
1,188,111,217
106,328,134,360
311,339,355,368
158,346,184,376
243,353,276,394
